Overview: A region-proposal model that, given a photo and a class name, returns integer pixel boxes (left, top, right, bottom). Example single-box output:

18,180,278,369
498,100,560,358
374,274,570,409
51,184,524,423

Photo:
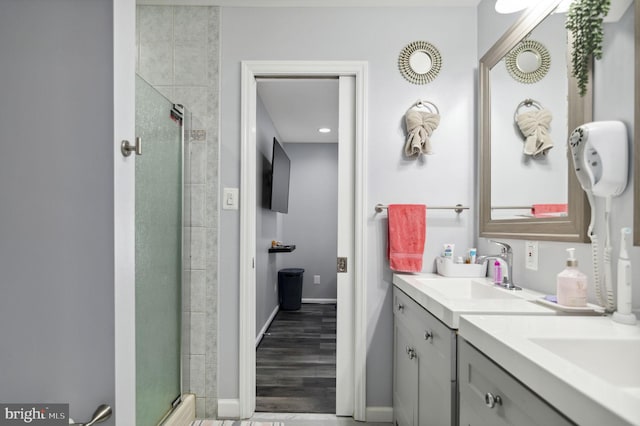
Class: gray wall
477,1,639,308
0,0,115,424
282,143,339,301
219,6,477,407
256,95,283,337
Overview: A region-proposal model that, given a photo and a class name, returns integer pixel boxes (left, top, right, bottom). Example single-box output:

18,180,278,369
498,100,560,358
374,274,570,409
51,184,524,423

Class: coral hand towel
387,204,426,272
531,203,568,217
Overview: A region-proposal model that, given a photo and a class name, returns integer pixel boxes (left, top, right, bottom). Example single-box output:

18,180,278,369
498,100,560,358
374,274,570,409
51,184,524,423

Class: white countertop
392,273,556,328
459,315,640,426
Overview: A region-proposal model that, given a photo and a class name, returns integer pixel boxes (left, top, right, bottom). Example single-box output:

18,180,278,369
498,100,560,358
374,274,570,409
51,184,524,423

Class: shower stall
134,74,190,425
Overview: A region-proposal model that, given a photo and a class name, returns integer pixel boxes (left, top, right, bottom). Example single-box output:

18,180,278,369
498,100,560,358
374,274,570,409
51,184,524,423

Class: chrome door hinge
337,257,347,273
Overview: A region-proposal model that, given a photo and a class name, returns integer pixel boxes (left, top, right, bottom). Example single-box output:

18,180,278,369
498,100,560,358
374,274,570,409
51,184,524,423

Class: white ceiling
257,78,339,144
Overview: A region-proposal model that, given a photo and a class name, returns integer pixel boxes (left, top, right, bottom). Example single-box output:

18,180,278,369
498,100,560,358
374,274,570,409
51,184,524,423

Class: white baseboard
301,298,337,304
162,393,195,426
366,406,393,423
217,399,240,419
256,304,279,347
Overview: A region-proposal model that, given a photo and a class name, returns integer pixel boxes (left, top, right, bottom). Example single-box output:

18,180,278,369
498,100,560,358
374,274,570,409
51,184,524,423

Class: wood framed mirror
479,0,592,242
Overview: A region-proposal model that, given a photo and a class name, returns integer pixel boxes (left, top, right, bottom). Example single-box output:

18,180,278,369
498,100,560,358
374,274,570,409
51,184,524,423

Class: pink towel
387,204,426,272
531,203,568,218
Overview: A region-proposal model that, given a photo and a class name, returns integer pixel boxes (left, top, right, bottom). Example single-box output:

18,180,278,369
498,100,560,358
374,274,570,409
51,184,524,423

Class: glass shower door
135,75,183,426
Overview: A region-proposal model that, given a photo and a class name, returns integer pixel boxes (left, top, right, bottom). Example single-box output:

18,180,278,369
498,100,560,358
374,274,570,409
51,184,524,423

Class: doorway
239,61,368,420
254,77,339,412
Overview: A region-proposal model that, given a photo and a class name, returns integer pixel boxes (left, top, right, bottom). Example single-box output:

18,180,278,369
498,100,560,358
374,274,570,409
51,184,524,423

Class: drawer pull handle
424,330,433,341
484,392,502,409
397,303,405,312
405,346,416,359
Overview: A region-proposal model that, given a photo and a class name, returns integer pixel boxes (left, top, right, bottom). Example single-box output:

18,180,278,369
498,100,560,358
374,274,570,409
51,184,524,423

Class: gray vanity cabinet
458,338,575,426
393,287,457,426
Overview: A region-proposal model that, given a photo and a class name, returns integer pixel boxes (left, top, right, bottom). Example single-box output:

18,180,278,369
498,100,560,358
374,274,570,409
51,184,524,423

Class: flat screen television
269,137,291,213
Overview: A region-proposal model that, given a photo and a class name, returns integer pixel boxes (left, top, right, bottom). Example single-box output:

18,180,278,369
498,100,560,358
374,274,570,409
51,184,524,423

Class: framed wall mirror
479,0,592,242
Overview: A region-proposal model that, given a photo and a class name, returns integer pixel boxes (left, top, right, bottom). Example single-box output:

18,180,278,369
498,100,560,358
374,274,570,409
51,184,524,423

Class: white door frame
239,61,368,420
113,0,136,424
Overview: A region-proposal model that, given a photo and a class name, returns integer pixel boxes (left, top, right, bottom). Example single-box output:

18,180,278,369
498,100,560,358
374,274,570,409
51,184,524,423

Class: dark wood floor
256,303,336,413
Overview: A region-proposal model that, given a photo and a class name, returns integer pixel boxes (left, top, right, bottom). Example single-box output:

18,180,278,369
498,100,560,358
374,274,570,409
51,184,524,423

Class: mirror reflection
409,51,433,74
479,0,591,242
490,13,568,220
517,50,541,73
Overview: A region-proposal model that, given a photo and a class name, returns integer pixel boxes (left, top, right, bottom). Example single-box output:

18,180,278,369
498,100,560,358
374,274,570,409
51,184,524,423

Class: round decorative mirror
504,39,551,84
398,41,442,85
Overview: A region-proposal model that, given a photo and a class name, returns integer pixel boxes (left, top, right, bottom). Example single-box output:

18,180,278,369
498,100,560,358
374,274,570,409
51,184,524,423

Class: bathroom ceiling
257,78,339,144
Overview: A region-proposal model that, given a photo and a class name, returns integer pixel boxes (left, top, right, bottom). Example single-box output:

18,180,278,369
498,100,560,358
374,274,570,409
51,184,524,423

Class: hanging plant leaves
565,0,611,96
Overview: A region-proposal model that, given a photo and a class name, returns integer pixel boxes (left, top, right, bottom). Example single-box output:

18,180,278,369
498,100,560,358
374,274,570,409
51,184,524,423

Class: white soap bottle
557,248,587,307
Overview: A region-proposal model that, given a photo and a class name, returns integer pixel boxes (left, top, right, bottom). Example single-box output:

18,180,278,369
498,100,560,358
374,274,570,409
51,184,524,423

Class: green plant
565,0,611,96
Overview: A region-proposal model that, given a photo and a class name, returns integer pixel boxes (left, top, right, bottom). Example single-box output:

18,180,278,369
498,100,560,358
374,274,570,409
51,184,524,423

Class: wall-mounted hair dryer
569,121,628,198
568,120,629,312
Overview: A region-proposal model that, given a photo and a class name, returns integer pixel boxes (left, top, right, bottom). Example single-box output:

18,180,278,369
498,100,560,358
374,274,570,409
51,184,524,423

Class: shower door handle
121,137,142,157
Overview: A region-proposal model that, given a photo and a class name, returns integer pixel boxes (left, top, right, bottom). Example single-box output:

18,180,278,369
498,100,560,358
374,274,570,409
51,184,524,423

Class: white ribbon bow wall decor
515,99,553,157
404,100,441,157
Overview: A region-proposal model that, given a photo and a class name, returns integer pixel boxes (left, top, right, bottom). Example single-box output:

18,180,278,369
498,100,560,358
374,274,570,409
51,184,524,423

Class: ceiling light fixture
318,127,331,133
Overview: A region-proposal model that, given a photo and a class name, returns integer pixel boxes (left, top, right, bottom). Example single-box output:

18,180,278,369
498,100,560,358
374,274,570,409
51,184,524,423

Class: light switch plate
223,187,239,210
525,240,538,270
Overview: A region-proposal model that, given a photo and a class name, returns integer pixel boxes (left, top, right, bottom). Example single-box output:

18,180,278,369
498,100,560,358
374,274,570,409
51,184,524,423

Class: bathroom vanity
392,274,640,426
393,286,457,426
392,274,555,426
458,338,573,426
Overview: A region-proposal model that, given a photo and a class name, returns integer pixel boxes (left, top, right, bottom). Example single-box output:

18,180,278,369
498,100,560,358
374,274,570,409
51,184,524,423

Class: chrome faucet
477,240,521,290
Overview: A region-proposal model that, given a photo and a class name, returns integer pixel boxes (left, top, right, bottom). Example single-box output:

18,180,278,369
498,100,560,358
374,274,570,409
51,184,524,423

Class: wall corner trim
217,399,241,419
365,406,393,423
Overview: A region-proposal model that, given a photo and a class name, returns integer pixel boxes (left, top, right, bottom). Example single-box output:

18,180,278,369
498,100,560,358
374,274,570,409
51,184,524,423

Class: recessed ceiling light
318,128,331,133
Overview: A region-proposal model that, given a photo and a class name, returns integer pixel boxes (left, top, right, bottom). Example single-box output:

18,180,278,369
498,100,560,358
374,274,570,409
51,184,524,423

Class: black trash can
278,268,305,310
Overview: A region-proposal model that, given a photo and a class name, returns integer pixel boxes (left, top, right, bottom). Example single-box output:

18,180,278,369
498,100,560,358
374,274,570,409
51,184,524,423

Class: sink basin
458,315,640,426
530,337,640,388
392,273,554,329
415,277,520,300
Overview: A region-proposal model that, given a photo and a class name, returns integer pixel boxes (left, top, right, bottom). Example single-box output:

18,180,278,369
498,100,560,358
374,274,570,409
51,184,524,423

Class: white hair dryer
569,121,628,197
568,121,629,312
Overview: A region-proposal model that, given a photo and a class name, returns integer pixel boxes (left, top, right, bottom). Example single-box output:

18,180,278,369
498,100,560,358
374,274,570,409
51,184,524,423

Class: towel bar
375,203,468,214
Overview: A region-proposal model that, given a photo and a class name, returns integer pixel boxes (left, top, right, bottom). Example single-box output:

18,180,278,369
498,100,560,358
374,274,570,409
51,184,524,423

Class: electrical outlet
525,240,538,271
313,275,321,285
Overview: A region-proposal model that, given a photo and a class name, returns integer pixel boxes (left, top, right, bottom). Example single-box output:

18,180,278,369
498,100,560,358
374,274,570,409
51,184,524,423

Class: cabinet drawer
393,287,455,370
458,338,575,426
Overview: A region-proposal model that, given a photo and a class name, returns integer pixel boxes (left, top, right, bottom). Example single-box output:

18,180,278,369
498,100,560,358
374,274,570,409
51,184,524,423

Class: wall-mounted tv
269,137,291,213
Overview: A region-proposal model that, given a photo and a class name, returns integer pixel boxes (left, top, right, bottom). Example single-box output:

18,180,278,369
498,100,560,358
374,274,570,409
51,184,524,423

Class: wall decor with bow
404,100,441,157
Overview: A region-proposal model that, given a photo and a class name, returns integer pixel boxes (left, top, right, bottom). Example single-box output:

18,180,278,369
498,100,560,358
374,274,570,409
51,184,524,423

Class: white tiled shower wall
136,5,220,419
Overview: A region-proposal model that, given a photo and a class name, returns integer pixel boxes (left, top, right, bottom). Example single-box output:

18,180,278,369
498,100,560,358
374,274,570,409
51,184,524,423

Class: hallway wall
282,142,339,301
255,95,284,340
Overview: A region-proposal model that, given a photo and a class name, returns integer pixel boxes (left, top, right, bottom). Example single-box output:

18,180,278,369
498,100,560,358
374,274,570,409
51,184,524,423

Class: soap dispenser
557,248,587,307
